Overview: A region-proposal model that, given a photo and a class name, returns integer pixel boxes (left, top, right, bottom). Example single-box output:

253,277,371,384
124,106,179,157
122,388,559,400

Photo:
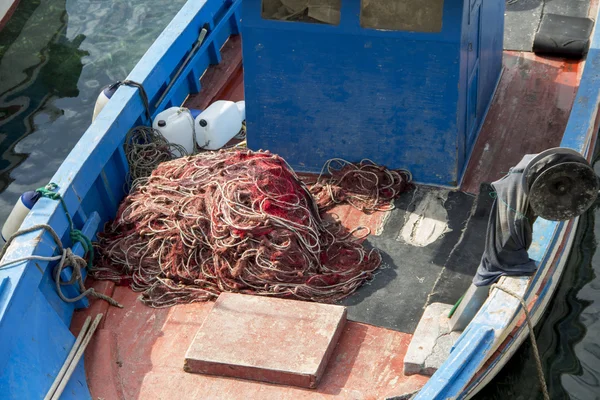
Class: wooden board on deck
184,293,346,389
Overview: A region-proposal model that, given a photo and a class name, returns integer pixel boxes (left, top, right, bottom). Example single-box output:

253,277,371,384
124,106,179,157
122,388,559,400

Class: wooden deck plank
184,293,347,389
461,51,582,194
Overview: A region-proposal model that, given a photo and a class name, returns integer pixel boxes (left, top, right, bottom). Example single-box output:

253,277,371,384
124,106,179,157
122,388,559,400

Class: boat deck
72,288,428,400
72,33,585,400
461,51,583,194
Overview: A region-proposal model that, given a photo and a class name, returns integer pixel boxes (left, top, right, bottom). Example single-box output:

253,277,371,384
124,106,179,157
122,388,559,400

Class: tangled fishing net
123,126,189,188
308,158,412,212
93,149,411,307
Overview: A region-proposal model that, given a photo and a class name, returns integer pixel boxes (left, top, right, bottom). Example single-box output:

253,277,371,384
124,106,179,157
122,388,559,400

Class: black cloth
474,155,537,286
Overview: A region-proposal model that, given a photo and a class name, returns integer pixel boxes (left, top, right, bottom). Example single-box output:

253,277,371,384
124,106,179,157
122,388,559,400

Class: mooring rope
490,283,549,400
35,183,95,269
121,79,151,121
0,182,122,307
0,223,122,308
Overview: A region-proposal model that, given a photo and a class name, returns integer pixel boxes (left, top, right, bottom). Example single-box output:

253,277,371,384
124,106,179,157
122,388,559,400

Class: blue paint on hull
0,1,241,398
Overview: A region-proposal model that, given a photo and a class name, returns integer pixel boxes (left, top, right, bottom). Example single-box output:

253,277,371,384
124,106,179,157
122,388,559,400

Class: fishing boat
1,0,600,399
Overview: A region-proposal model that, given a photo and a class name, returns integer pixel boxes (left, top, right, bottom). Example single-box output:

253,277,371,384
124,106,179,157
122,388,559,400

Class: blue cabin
242,0,504,186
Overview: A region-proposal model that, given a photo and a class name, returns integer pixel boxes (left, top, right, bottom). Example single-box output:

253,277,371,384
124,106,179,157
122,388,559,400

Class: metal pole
154,27,208,109
50,314,103,400
44,316,92,400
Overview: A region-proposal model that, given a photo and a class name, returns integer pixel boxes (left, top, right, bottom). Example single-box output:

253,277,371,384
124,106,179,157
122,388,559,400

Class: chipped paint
398,189,452,247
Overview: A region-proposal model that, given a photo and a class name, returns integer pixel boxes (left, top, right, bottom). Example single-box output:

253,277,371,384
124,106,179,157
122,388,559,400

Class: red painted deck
72,281,428,400
461,51,583,194
185,35,244,109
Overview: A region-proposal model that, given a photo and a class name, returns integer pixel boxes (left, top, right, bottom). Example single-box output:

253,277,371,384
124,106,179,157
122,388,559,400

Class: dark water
0,0,185,222
1,1,600,399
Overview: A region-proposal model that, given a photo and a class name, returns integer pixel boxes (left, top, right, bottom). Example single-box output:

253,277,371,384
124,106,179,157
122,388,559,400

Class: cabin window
360,0,444,32
262,0,341,25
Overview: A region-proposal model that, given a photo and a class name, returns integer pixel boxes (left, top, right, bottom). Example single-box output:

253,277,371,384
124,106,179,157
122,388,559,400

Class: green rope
448,294,464,318
0,223,122,308
35,183,94,269
489,190,529,221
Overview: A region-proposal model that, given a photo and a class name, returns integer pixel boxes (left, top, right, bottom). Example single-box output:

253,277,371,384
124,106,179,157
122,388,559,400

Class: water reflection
557,156,600,400
0,0,87,192
0,0,185,220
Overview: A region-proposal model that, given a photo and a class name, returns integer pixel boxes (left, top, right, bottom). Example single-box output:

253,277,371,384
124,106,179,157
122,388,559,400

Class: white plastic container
194,100,246,150
152,107,196,156
2,191,40,242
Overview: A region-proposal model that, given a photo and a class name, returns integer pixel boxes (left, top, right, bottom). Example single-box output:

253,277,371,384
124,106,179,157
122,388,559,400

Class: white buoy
92,82,121,122
195,100,246,150
152,107,196,156
1,191,41,242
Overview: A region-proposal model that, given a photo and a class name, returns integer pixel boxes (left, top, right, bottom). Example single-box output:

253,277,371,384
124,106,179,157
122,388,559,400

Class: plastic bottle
1,191,41,242
195,100,246,150
152,107,197,156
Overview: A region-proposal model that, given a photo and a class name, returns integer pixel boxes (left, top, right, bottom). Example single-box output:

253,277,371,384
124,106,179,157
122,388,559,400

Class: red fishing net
93,150,411,307
308,158,412,212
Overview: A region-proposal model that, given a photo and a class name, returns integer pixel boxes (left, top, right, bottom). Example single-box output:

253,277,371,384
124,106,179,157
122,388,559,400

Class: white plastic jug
195,100,246,150
152,107,196,156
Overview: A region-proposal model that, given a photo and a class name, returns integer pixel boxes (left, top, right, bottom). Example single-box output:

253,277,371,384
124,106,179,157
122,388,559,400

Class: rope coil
308,158,412,213
123,126,189,189
0,223,122,308
94,149,411,307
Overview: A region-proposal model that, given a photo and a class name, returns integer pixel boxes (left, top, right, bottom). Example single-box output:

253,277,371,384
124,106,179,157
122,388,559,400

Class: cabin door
466,0,482,148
